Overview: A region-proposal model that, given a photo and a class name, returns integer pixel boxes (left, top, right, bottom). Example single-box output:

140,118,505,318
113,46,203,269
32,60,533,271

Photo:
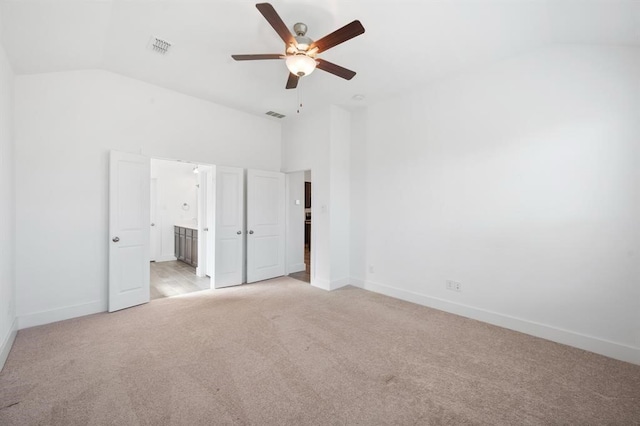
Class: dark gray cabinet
174,226,198,267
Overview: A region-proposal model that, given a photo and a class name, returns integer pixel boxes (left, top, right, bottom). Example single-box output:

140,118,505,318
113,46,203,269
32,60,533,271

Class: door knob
237,230,242,235
112,237,120,242
204,228,209,232
249,230,254,234
150,223,155,227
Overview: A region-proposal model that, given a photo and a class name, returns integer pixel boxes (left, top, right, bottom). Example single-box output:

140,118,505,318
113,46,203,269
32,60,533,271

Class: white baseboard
18,300,105,330
0,317,18,372
330,277,350,291
311,277,350,291
350,278,640,365
288,263,306,274
311,278,330,291
153,255,177,263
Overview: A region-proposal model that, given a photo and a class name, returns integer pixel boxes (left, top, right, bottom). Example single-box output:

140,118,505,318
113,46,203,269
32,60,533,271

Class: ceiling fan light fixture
286,54,316,77
231,3,365,89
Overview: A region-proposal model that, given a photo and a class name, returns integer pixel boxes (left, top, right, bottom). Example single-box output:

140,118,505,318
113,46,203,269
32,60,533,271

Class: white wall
285,171,305,274
151,159,199,262
282,106,351,290
329,106,350,285
15,70,281,328
282,108,331,288
351,45,640,364
0,24,16,370
350,109,368,283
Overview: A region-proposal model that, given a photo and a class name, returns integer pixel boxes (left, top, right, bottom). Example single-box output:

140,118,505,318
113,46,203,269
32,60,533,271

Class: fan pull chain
297,82,304,114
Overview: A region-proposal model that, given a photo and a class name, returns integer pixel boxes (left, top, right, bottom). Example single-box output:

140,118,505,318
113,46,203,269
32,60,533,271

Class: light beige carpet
1,277,639,425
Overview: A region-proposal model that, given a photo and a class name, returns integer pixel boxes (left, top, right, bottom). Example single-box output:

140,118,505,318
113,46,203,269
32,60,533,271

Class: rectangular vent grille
151,37,171,54
266,111,286,119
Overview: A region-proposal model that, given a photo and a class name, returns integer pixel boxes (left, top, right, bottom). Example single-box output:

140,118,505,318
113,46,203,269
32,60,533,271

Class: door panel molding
247,169,285,283
109,150,151,312
215,166,245,288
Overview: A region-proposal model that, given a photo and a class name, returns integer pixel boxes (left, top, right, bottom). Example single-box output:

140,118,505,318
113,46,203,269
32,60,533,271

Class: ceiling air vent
265,111,286,119
149,37,171,55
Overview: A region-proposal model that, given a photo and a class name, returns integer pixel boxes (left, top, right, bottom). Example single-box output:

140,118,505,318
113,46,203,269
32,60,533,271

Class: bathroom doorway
149,158,214,299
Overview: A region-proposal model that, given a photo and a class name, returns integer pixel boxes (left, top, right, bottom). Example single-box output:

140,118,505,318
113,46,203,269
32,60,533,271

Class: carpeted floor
1,277,639,425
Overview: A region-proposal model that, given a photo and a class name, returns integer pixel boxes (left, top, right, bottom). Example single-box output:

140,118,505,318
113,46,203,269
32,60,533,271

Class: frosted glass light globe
286,54,316,77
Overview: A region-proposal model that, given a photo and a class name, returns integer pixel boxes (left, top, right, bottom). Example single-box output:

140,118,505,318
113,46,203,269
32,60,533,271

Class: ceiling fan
231,3,365,89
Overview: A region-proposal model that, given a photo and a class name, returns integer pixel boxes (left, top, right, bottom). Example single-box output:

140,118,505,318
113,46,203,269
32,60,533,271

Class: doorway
287,170,311,283
149,158,214,300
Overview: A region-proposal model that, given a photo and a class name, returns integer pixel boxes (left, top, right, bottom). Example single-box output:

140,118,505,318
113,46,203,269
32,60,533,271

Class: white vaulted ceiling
1,0,639,118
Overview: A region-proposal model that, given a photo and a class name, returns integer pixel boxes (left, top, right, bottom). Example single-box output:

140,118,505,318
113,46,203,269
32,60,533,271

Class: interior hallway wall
14,70,281,328
351,45,640,364
282,105,351,290
329,106,350,285
282,108,330,288
0,14,16,370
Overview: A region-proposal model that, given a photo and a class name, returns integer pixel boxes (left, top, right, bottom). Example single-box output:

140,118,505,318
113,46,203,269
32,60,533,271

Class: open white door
109,150,150,312
215,166,245,288
196,166,215,287
149,178,158,262
206,168,215,278
247,169,285,283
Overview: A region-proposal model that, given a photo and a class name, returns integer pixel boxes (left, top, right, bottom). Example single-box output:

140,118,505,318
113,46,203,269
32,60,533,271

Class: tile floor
150,260,210,300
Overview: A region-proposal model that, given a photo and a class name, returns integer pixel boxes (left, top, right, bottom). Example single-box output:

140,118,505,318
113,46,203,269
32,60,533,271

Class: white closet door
109,150,150,312
215,166,245,288
247,169,285,283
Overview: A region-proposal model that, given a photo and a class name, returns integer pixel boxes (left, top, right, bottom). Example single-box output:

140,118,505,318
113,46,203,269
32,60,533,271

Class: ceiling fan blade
231,54,284,61
316,59,357,80
309,20,365,53
256,3,295,46
286,73,299,89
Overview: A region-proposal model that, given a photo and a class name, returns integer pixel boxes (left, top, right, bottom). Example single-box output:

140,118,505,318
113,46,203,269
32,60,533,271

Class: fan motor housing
292,22,313,52
293,22,307,36
294,35,313,51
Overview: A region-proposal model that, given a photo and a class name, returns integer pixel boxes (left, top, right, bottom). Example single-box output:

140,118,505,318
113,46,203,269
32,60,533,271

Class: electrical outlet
446,280,462,292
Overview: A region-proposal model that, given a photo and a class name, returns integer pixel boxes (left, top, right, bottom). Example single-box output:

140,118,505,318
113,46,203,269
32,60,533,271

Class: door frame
284,169,315,286
149,155,216,291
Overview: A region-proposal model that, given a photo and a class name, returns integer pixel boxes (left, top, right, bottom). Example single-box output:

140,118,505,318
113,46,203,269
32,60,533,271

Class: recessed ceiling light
352,94,365,101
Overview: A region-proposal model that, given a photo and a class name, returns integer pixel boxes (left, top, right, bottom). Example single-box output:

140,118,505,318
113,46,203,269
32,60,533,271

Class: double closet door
214,167,286,289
